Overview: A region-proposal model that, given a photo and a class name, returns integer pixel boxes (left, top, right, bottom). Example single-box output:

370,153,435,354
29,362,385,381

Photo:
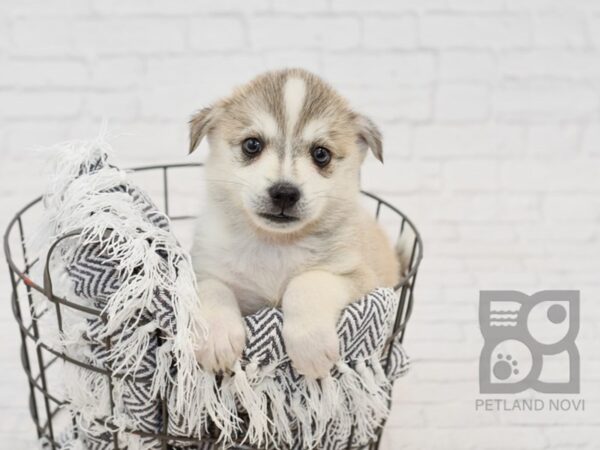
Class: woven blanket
38,141,409,450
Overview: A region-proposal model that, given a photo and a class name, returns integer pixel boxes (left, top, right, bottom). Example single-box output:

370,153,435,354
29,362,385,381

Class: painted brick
91,58,144,88
533,14,589,47
91,0,269,15
189,18,246,51
526,125,581,155
500,160,600,192
249,17,360,51
85,92,138,120
582,124,600,155
323,53,436,86
12,18,75,55
434,84,490,122
362,16,418,49
0,60,88,87
270,0,329,12
332,0,446,12
587,14,600,47
13,18,187,56
494,82,599,122
420,14,531,49
263,51,322,73
499,51,600,79
0,92,82,119
145,56,259,88
414,125,526,157
439,51,497,82
345,86,433,122
443,161,499,191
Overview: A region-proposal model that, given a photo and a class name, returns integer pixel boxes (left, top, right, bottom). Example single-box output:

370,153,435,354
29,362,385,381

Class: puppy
190,68,400,379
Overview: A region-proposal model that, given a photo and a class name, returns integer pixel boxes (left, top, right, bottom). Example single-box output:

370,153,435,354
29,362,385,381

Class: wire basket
4,163,423,450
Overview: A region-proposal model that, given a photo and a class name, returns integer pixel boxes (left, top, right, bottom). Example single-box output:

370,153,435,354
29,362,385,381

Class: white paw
283,319,340,379
195,306,246,373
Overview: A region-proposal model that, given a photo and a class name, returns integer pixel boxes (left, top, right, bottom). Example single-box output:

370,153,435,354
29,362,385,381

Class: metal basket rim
4,162,424,305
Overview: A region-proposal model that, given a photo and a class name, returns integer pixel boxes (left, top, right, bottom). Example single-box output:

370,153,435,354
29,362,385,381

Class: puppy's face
190,69,382,235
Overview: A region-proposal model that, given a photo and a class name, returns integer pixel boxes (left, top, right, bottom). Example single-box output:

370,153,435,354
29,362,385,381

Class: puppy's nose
268,182,301,210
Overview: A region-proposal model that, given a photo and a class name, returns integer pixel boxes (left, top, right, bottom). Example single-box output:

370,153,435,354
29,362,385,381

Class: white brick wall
1,1,600,449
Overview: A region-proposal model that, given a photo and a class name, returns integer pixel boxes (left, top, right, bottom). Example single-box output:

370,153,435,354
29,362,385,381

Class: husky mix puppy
189,68,402,379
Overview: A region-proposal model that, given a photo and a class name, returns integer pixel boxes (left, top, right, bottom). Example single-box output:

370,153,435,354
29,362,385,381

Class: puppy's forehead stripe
280,148,295,179
283,77,307,136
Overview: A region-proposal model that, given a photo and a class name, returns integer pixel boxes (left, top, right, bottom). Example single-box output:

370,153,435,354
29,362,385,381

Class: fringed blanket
37,141,409,450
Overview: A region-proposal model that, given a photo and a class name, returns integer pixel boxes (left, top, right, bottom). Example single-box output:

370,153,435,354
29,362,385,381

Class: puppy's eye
311,146,331,167
242,138,263,157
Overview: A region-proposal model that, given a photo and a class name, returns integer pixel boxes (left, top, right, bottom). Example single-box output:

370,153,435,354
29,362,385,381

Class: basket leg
18,217,58,448
8,267,42,439
160,397,169,450
105,334,121,450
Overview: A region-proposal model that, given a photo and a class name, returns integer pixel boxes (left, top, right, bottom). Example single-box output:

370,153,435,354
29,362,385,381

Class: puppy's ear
189,107,215,153
355,114,383,163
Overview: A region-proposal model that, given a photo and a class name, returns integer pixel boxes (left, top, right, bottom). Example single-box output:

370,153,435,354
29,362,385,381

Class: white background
1,0,600,449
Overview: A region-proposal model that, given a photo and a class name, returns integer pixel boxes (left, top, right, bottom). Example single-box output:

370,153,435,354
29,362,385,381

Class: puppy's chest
196,230,319,310
233,241,311,294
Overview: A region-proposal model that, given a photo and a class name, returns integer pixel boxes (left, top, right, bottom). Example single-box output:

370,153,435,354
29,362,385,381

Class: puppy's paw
283,319,340,379
195,307,246,373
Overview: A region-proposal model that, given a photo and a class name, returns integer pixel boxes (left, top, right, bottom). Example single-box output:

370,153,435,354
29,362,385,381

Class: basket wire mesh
4,163,423,450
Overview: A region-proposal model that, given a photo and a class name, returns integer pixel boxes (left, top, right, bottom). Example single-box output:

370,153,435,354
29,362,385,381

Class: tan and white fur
189,69,401,379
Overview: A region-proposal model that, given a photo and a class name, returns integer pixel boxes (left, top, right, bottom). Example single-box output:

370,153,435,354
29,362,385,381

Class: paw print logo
494,354,519,380
479,291,579,394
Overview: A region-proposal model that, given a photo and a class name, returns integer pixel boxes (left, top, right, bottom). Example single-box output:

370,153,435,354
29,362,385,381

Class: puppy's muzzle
268,182,301,210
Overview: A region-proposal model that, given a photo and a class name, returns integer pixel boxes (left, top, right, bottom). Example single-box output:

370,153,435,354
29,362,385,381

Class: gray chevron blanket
37,141,409,450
